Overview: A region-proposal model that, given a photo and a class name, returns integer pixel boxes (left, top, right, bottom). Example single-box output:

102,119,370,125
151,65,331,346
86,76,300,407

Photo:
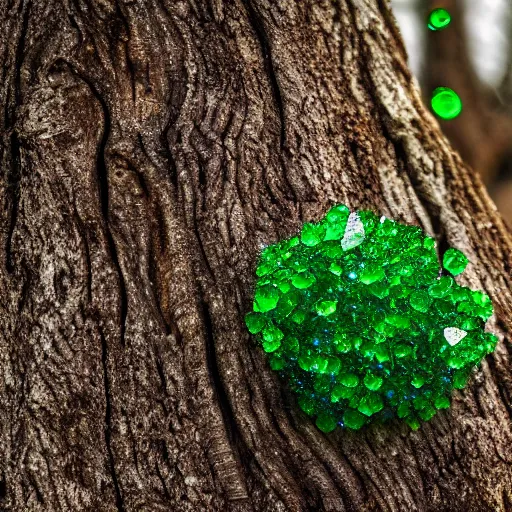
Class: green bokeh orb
431,87,462,120
428,8,452,31
245,205,497,433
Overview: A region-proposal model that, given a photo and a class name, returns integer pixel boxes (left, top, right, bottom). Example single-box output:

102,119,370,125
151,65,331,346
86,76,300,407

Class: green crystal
329,262,343,276
298,396,316,416
428,8,451,31
245,203,496,433
358,393,384,417
256,262,274,277
343,409,366,430
326,204,350,223
291,272,316,289
368,281,389,299
316,300,337,316
406,417,421,430
411,375,426,389
316,412,337,433
443,248,469,276
301,223,326,247
360,266,385,285
374,321,396,337
431,87,462,120
254,285,279,313
385,314,411,329
277,281,291,293
397,403,409,419
298,353,329,373
395,345,412,358
470,291,493,320
428,276,453,298
326,357,341,375
447,355,465,369
331,383,357,402
375,345,390,363
291,310,306,324
339,373,359,388
262,324,284,352
269,355,285,370
325,208,349,241
418,406,436,421
283,336,300,355
245,312,266,334
453,369,470,389
324,244,343,259
314,374,332,394
423,237,436,250
334,333,351,353
434,396,450,409
364,373,383,391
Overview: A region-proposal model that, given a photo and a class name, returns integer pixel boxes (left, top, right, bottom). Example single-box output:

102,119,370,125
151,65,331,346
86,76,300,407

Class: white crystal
341,212,365,251
443,327,467,346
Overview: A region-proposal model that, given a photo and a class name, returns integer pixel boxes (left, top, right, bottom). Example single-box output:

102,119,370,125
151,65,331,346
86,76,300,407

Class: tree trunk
1,0,511,510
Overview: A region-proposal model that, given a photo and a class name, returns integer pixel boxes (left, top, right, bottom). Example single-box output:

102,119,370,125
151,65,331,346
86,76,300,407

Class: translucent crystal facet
246,204,497,433
444,327,467,346
341,212,365,251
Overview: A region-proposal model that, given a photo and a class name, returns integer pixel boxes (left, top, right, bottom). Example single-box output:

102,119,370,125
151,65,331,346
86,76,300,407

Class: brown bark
0,0,511,510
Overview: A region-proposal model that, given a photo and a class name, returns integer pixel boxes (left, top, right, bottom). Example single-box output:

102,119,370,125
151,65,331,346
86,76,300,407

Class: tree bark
1,0,511,510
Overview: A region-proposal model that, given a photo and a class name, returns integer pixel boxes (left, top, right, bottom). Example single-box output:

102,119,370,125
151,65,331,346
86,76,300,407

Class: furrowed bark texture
0,0,511,510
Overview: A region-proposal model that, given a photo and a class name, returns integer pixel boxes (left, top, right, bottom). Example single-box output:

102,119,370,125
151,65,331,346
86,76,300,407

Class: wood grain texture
0,0,511,510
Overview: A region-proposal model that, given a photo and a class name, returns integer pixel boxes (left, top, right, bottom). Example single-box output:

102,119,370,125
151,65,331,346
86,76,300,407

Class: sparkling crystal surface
341,212,365,251
428,8,451,31
444,327,467,346
246,204,497,432
431,87,462,120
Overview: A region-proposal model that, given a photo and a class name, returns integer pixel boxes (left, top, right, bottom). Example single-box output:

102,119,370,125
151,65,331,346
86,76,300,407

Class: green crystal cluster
245,205,497,433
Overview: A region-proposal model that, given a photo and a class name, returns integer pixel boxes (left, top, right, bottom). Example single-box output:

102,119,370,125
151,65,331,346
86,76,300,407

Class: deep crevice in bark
5,1,31,274
5,130,21,274
202,300,239,446
59,59,130,347
0,472,6,501
241,0,286,149
487,353,512,422
100,329,125,512
28,473,44,505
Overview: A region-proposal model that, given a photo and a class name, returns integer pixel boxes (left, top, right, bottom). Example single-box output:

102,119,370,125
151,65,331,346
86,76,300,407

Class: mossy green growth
245,205,497,433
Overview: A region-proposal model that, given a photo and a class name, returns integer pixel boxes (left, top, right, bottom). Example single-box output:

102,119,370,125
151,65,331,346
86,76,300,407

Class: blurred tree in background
392,0,512,224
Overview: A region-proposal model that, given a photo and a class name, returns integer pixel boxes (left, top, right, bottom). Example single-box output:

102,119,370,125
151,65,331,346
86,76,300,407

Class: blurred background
391,0,512,226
